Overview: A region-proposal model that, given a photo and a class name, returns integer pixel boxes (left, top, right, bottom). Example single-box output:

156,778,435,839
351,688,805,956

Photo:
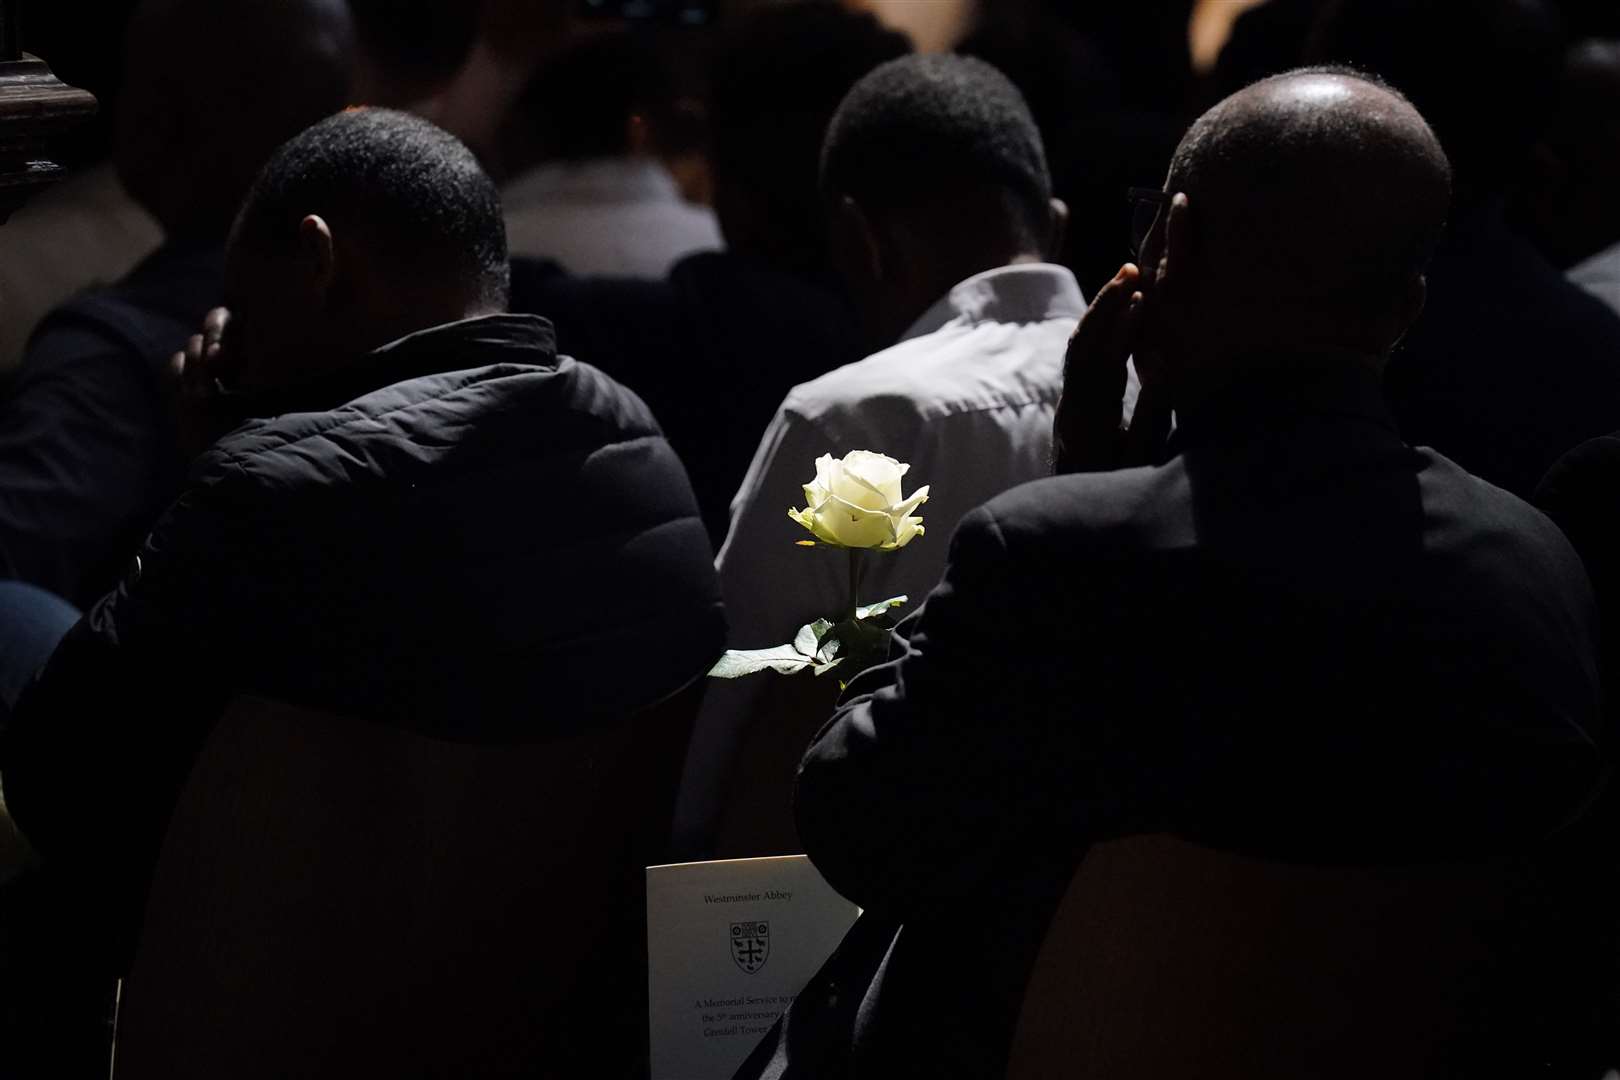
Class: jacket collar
246,313,557,418
899,262,1086,344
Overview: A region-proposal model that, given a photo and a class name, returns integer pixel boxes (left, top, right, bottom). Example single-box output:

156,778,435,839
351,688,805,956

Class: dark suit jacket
1,313,726,971
771,363,1604,1078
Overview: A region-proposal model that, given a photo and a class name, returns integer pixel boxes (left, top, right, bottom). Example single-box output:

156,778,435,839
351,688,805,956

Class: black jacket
761,362,1604,1078
510,252,865,544
1,313,726,969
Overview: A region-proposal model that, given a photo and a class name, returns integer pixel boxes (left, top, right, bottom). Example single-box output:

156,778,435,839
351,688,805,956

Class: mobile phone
577,0,714,25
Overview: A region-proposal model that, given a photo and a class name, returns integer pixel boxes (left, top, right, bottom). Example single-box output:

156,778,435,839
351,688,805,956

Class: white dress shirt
717,261,1089,648
673,263,1090,855
501,156,723,278
1569,239,1620,320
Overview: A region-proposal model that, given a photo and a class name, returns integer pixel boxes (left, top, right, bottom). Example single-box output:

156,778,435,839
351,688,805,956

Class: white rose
788,450,929,550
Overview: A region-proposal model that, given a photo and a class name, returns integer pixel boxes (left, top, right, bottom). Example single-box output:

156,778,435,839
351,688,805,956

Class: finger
203,307,230,353
1066,264,1140,368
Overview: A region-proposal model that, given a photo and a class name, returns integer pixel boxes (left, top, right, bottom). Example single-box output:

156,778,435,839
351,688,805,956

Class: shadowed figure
735,69,1603,1079
0,0,354,609
1,108,723,1028
1307,0,1620,498
1522,38,1620,315
510,1,909,545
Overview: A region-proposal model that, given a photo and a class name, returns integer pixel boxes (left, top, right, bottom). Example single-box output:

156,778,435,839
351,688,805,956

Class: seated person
510,1,910,545
751,69,1605,1077
0,108,725,971
501,30,722,278
0,0,355,609
1307,0,1620,499
678,53,1096,856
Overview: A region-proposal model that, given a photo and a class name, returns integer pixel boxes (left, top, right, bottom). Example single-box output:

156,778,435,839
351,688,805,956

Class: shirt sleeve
0,324,172,606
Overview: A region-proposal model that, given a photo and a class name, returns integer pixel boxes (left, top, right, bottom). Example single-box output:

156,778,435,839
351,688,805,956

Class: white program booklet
647,855,861,1080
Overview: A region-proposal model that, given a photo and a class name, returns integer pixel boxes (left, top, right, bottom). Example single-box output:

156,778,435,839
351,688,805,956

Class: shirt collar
899,262,1086,344
503,156,681,206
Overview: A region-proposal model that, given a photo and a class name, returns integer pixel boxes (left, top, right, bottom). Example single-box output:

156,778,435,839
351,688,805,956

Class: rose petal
890,516,925,549
789,505,843,546
890,485,929,520
814,493,897,549
841,450,906,506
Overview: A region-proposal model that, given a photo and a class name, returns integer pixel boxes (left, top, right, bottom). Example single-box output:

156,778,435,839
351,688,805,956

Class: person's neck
877,246,1045,346
1170,343,1385,421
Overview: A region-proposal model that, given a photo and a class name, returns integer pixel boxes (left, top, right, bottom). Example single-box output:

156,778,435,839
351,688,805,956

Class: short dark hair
707,1,911,271
820,54,1053,238
235,108,509,306
348,0,481,91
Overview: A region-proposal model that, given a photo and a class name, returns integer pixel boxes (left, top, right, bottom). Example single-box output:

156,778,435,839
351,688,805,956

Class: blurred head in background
820,53,1064,346
115,0,354,242
502,29,702,183
706,1,910,280
1520,38,1620,268
1306,0,1565,210
347,0,483,118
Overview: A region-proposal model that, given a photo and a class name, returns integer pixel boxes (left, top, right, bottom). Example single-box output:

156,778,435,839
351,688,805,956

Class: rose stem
848,548,865,622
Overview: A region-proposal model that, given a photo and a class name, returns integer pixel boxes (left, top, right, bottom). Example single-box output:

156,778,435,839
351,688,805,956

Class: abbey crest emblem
730,921,770,975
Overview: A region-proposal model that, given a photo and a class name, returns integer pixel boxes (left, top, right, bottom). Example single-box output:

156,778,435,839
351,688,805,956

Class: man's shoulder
783,317,1071,429
966,464,1185,549
207,357,666,496
1537,429,1620,502
1415,447,1589,584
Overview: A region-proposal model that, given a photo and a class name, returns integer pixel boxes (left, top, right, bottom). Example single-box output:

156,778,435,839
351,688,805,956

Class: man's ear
1159,192,1193,290
297,214,337,302
1390,272,1428,350
1045,197,1070,262
831,195,884,284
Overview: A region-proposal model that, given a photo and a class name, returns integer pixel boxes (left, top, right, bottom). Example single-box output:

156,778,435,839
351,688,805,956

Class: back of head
227,109,508,389
348,0,483,108
237,108,508,310
821,53,1054,250
707,0,911,275
1305,0,1564,204
116,0,354,240
1167,68,1452,350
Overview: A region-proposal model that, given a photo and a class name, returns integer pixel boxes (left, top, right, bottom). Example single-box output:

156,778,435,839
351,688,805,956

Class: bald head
1168,69,1451,321
116,0,354,238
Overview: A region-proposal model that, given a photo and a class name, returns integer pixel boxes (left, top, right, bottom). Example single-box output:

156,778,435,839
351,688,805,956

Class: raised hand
165,307,244,459
1053,263,1142,474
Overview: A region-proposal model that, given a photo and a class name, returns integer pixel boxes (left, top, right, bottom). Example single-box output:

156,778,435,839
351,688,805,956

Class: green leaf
793,618,835,657
855,596,909,620
708,645,815,679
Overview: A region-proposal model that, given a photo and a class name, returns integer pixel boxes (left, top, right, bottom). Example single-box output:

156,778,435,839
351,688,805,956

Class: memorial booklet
647,855,860,1080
